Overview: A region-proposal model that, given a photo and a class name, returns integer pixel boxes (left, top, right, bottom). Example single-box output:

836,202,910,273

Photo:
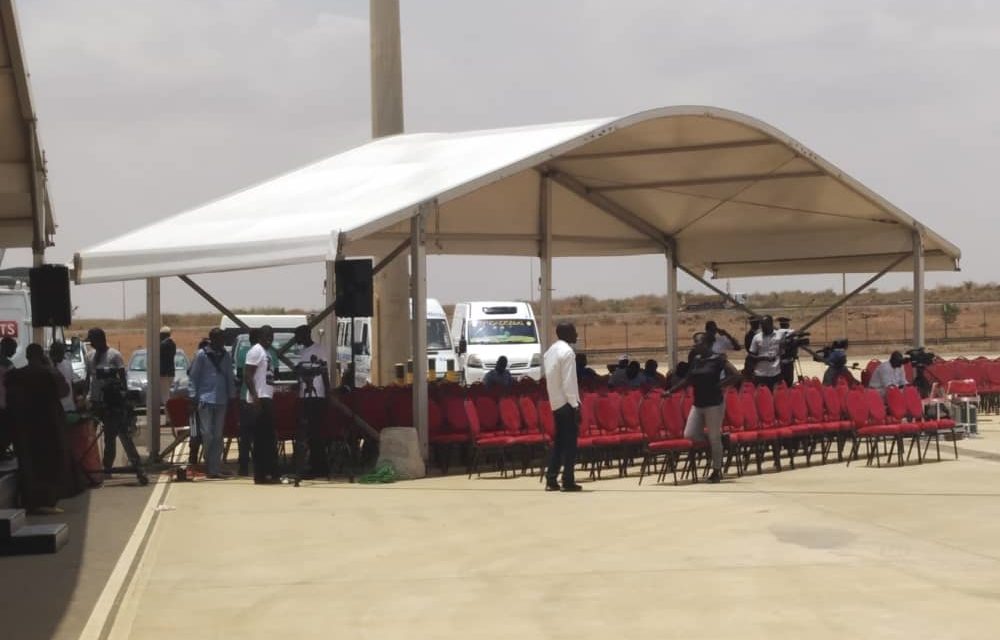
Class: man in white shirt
868,351,908,398
293,324,330,479
705,320,741,355
245,325,279,484
543,322,582,492
748,315,783,390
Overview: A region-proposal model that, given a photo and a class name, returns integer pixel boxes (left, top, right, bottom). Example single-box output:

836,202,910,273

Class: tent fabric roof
0,0,54,250
74,106,960,284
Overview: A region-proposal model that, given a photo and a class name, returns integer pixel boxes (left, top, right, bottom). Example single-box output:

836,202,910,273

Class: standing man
543,322,582,492
743,316,761,351
244,325,279,484
188,328,236,478
235,328,259,476
159,325,177,405
775,317,796,387
748,315,783,390
50,341,77,414
86,328,147,485
293,324,331,479
706,320,741,354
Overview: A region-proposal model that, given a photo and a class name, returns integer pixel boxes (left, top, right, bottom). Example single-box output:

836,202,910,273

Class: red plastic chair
162,396,193,462
902,385,958,461
466,398,513,477
645,393,695,485
755,386,794,470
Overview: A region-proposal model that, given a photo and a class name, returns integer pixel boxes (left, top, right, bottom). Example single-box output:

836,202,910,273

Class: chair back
638,395,663,439
755,386,777,426
844,389,870,428
660,394,685,438
885,386,907,421
518,396,540,432
789,387,809,424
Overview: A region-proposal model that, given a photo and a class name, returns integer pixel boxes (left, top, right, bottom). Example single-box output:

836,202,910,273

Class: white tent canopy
0,0,54,253
74,106,959,284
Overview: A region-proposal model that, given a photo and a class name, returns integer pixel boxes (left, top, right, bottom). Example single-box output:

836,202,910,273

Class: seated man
608,355,630,387
575,353,598,382
483,356,513,389
624,361,644,388
822,350,858,387
642,359,666,385
664,361,689,389
868,351,908,398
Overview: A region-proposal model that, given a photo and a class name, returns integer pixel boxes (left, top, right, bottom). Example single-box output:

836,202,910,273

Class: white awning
0,0,54,251
74,106,960,284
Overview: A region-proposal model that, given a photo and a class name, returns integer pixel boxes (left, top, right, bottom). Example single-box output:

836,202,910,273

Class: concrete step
0,508,26,540
0,522,69,556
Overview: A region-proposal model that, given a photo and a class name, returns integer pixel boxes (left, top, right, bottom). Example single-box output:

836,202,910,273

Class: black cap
777,316,791,324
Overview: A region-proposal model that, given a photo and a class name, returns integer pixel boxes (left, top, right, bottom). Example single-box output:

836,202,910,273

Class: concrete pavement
91,420,1000,639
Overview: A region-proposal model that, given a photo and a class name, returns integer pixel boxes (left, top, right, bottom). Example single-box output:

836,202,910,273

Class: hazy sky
4,0,998,318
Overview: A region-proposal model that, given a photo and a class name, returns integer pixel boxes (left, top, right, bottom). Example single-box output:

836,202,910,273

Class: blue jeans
197,402,227,476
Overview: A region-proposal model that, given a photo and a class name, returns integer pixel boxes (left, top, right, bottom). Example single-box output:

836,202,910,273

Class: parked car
126,348,190,407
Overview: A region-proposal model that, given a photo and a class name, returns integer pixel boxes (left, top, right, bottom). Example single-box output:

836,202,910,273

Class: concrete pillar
912,230,925,348
538,175,553,351
370,0,409,385
325,260,338,386
145,277,161,461
665,245,679,367
410,205,428,462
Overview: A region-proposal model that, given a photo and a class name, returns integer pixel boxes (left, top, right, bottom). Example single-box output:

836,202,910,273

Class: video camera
779,330,811,359
905,347,936,368
296,355,328,397
94,367,128,407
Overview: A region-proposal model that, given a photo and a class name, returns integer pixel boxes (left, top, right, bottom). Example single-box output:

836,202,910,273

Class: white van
0,271,64,367
337,298,454,385
450,301,541,384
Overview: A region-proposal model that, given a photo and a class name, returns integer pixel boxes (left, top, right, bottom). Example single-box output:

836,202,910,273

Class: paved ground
93,420,1000,639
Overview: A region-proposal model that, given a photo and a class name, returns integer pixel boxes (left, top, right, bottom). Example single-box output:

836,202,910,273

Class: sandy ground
15,417,991,640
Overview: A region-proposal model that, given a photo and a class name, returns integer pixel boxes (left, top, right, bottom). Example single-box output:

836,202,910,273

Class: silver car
126,348,190,406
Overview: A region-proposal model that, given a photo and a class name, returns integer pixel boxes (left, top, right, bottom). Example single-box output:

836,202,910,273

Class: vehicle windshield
128,352,188,371
427,318,452,351
468,319,538,345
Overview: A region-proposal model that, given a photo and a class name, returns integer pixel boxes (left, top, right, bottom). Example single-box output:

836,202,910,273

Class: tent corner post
665,244,679,368
410,203,430,463
145,277,161,462
325,260,338,388
539,174,553,351
912,231,925,348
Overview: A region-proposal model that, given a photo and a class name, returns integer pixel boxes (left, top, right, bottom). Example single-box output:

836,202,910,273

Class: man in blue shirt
188,328,236,478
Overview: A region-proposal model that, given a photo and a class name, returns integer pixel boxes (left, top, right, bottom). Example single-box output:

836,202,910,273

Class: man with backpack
188,328,236,478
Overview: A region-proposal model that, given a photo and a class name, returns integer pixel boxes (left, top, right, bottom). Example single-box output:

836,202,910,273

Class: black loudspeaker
29,264,72,327
335,259,374,317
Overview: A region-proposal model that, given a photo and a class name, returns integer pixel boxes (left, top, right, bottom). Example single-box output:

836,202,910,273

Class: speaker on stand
29,264,73,329
335,259,374,388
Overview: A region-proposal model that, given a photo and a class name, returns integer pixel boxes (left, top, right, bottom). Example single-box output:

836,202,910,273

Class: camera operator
188,328,236,478
776,317,797,387
748,315,783,390
293,324,331,479
821,350,858,387
868,351,908,399
705,320,740,355
85,328,147,485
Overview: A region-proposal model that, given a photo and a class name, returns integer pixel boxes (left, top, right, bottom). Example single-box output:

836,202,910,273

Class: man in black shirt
159,325,177,406
665,333,742,483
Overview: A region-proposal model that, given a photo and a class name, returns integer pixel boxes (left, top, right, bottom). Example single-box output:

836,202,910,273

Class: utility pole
370,0,410,384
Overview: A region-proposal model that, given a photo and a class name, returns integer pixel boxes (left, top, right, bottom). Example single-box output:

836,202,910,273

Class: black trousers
780,362,795,387
95,404,143,475
238,400,255,473
546,404,578,486
252,398,278,481
294,397,329,477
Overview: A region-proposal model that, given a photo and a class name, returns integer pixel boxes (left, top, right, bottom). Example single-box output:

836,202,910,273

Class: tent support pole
665,244,679,367
411,202,430,463
145,278,161,462
29,120,45,343
325,260,338,387
912,231,925,348
797,254,909,334
539,174,553,350
373,238,410,276
544,169,671,250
